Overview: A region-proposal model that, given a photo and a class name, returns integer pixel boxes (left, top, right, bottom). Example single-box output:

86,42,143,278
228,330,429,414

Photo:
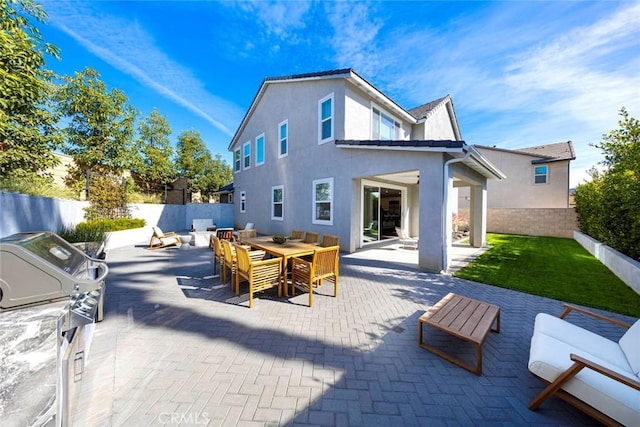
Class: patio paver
72,243,634,426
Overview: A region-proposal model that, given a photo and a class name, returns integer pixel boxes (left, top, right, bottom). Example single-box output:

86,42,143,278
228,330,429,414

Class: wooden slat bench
418,292,500,375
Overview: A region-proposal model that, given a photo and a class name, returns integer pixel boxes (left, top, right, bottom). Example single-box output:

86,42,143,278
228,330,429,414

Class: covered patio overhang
337,141,505,272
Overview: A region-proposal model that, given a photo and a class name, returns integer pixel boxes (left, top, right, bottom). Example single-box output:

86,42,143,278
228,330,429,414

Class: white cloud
347,2,640,187
237,0,310,38
43,1,242,136
324,1,383,78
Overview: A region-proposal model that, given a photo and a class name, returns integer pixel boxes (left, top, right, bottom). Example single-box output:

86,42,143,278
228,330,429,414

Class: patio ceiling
373,170,465,186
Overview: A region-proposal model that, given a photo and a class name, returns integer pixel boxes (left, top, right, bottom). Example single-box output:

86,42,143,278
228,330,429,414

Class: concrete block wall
0,191,234,239
574,231,640,295
487,208,577,238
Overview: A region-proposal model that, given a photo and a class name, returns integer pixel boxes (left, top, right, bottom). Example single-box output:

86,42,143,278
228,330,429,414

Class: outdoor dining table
244,236,318,296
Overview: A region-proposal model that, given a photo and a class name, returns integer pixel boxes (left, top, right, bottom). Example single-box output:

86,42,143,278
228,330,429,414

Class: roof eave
463,145,506,180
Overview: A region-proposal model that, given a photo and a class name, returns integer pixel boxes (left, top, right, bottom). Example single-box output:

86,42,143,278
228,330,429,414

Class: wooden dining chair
318,234,340,247
237,229,257,244
303,231,319,244
216,228,235,242
290,246,340,307
235,245,282,308
210,235,225,277
290,229,304,240
220,239,236,290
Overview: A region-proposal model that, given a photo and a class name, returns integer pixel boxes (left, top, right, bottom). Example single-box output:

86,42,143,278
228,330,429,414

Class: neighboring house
228,68,504,272
51,152,75,188
213,183,234,204
458,142,575,209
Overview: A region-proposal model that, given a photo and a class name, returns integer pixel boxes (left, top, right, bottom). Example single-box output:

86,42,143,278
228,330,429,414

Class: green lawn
454,233,640,317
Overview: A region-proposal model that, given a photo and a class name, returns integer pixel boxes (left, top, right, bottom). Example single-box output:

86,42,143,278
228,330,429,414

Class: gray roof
407,96,450,120
264,68,353,82
335,140,464,149
475,141,576,163
213,183,234,194
515,141,576,162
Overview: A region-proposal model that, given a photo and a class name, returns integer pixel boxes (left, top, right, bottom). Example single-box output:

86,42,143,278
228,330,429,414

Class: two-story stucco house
228,69,504,272
457,142,575,210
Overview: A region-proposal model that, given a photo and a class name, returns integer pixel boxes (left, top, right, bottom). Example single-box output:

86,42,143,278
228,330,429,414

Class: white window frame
255,133,265,166
240,191,246,213
312,177,333,225
242,141,251,170
271,185,284,221
371,103,403,140
278,119,288,158
318,93,334,144
534,165,548,184
233,148,241,173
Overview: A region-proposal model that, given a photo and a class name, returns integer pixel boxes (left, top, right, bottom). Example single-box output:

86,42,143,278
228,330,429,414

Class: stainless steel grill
0,232,108,314
0,232,108,427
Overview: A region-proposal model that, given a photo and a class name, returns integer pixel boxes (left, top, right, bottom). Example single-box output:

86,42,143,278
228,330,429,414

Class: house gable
466,141,575,208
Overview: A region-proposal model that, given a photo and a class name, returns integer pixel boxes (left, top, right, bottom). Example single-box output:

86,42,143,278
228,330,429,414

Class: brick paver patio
73,243,634,426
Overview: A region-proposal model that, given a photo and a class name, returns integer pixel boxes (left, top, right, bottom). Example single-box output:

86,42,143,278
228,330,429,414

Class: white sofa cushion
533,313,630,372
529,314,640,426
619,319,640,377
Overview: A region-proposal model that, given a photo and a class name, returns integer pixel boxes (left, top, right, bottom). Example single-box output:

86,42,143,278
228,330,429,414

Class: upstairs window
279,120,288,158
534,165,548,184
312,178,333,225
255,134,265,166
243,141,251,170
318,93,334,144
372,106,402,140
234,149,241,172
272,185,284,220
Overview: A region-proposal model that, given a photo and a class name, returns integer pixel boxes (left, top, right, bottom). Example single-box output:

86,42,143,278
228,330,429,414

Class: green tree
55,67,138,191
200,153,233,200
175,129,211,195
575,108,640,260
0,0,61,181
134,108,175,193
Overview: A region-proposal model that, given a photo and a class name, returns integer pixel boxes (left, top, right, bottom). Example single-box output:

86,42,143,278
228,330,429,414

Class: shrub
57,223,107,244
0,173,78,200
57,218,146,243
83,218,146,232
575,108,640,261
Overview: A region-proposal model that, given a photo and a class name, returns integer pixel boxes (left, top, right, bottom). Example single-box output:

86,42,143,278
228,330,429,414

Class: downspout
441,150,471,272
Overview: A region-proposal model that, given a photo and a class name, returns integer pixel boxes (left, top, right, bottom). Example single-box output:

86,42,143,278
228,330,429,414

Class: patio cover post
469,183,487,247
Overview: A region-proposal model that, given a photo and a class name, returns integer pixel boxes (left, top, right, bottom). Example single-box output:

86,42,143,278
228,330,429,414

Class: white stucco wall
230,77,487,272
423,106,456,140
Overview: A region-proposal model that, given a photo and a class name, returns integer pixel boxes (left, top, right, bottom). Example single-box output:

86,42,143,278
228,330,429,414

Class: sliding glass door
362,182,403,244
363,186,380,242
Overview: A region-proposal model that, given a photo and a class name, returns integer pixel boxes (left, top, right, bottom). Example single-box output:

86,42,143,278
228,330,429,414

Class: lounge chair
149,226,181,250
528,304,640,425
395,227,418,249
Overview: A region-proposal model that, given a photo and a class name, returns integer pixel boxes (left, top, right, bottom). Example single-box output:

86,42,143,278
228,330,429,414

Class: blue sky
38,0,640,188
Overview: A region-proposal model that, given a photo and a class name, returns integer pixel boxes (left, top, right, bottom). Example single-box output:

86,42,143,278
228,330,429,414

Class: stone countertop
0,300,67,427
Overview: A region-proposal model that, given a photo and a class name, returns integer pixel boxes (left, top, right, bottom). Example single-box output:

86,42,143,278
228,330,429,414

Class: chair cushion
533,313,629,371
529,327,640,426
619,319,640,377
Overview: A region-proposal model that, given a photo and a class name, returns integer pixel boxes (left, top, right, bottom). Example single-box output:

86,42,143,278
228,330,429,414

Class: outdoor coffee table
418,292,500,375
